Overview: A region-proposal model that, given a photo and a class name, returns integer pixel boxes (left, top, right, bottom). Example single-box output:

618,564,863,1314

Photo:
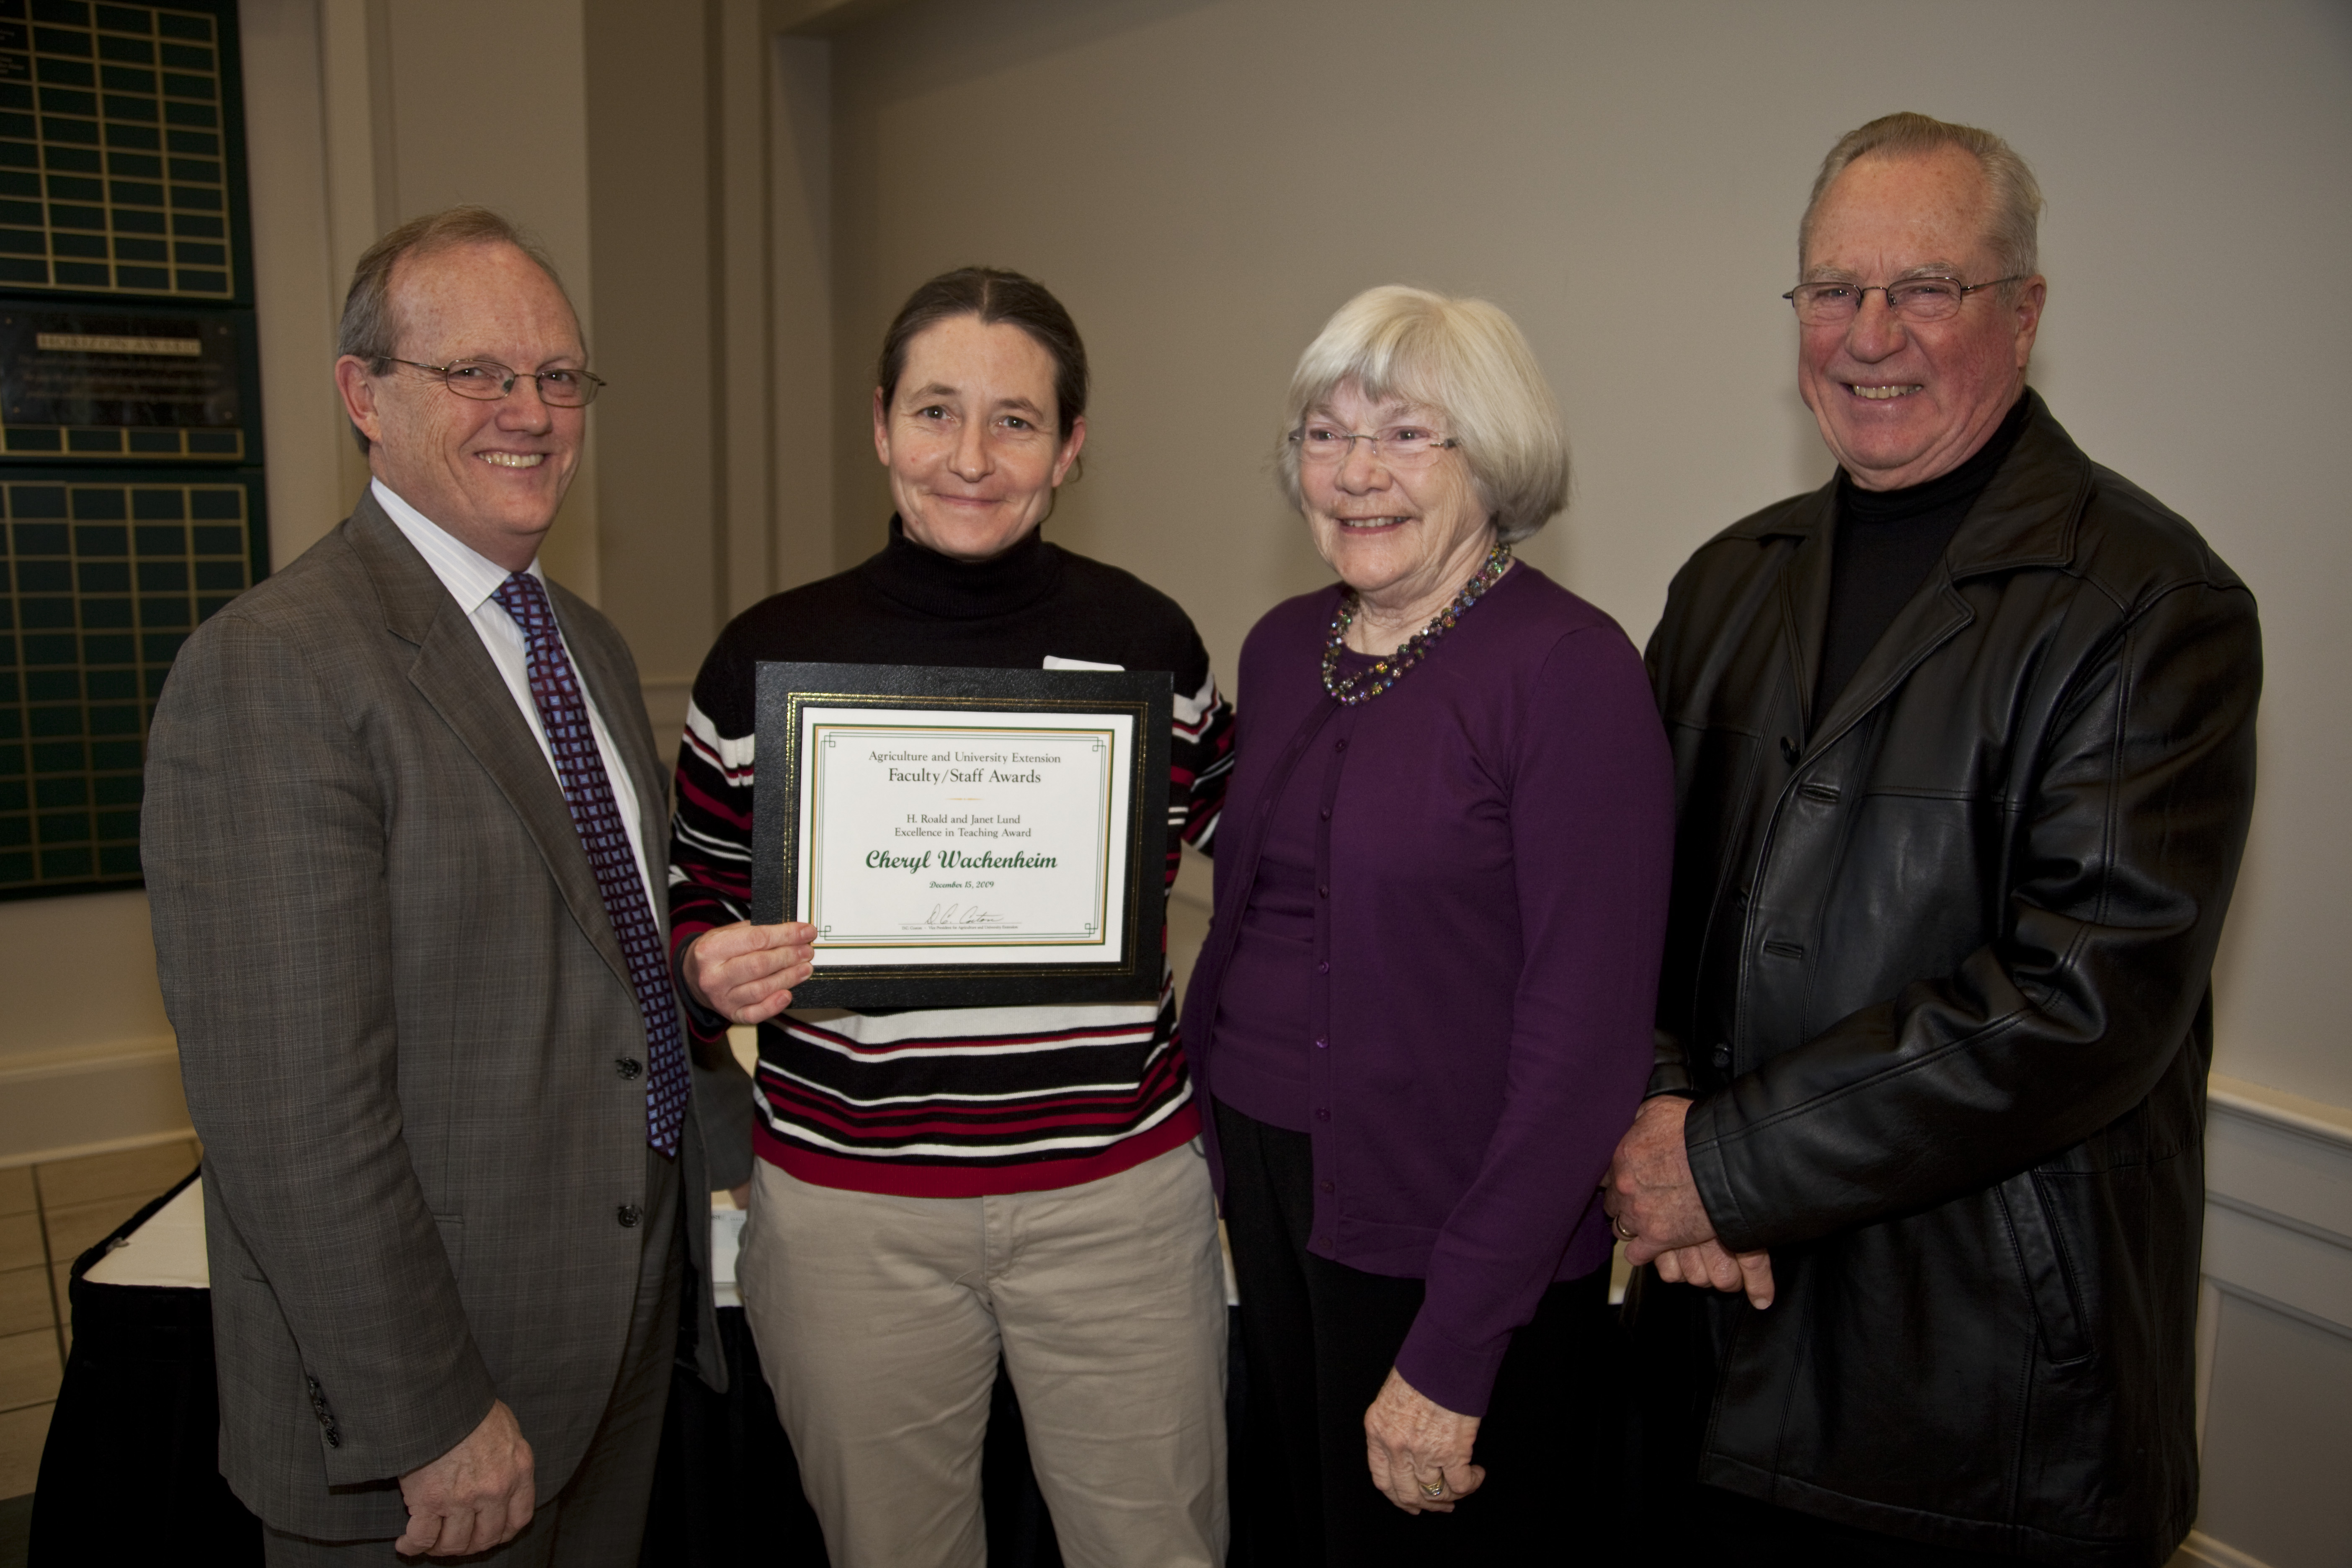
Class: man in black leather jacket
1603,113,2259,1567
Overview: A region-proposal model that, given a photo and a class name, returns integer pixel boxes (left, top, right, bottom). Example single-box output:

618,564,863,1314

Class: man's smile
1847,383,1924,400
477,451,546,468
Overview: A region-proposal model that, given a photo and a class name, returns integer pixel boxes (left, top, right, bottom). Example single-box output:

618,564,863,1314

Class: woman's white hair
1275,286,1569,545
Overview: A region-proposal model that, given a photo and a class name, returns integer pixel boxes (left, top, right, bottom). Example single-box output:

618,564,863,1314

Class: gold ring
1420,1479,1445,1499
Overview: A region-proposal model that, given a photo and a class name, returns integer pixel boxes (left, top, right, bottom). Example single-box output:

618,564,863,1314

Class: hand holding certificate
751,663,1171,1009
680,919,817,1026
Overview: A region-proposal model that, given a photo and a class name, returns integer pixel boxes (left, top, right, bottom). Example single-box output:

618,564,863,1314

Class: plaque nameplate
0,306,247,459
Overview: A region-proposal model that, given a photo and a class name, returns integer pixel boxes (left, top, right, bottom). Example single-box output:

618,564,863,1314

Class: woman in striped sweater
666,268,1235,1568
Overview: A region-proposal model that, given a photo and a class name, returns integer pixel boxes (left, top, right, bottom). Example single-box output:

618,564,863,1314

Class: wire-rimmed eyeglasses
385,357,606,407
1782,275,2023,326
1288,424,1462,468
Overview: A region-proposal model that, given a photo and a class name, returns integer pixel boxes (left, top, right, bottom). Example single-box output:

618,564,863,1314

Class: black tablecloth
29,1173,260,1561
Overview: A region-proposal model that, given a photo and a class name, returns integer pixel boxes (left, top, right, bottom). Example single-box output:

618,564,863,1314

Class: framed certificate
750,662,1172,1009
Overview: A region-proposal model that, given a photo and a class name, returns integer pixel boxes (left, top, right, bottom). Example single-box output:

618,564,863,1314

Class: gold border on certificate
753,665,1171,1009
807,722,1116,947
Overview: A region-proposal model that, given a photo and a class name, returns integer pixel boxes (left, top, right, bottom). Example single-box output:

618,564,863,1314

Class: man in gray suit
144,207,805,1563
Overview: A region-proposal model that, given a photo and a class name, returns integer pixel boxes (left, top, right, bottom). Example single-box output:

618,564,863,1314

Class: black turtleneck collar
857,516,1065,621
1814,392,2033,718
1838,391,2034,524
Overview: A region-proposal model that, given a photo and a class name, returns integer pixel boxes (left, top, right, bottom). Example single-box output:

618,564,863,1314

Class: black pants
1215,1098,1623,1567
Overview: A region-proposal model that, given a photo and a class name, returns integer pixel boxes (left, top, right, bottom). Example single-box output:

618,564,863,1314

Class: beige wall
824,0,2352,1114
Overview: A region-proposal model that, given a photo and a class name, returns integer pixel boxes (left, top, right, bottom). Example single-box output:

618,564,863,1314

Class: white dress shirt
371,478,659,916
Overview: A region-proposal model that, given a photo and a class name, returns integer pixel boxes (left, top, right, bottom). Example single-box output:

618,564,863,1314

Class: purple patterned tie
493,571,689,1157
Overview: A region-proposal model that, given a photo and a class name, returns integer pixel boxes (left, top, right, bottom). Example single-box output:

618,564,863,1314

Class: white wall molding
0,1042,190,1168
2189,1075,2352,1568
2208,1076,2352,1155
2202,1075,2352,1336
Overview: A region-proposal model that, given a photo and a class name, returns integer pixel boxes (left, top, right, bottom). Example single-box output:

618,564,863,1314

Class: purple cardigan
1180,563,1672,1417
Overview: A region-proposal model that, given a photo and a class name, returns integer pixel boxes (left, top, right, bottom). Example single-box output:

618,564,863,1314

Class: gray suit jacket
144,493,725,1539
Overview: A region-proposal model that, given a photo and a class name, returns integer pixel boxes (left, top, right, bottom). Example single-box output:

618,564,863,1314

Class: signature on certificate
920,903,1014,930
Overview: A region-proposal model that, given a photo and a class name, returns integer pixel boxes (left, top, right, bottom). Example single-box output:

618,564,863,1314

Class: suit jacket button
1779,736,1800,764
1712,1043,1733,1069
616,1057,642,1080
618,1203,642,1228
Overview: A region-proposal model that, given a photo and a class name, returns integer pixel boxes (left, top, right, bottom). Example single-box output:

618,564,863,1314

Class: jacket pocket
1996,1171,2089,1363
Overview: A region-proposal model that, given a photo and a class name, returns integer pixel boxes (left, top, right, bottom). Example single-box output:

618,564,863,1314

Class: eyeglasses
1782,275,2023,326
1288,425,1461,468
387,358,606,407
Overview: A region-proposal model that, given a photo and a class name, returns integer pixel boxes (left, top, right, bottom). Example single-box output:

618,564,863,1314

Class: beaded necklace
1321,540,1514,707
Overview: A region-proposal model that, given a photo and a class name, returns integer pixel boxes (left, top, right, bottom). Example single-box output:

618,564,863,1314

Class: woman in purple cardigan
1179,287,1673,1563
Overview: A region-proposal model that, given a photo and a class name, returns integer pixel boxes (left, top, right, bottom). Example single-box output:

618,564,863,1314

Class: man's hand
1653,1238,1777,1307
396,1399,534,1557
1364,1368,1484,1514
1603,1096,1775,1309
681,921,817,1024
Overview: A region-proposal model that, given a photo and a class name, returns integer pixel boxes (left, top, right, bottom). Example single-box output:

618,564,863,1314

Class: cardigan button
1335,739,1347,753
1319,807,1331,820
1315,1108,1330,1122
1317,961,1329,974
1318,1179,1334,1194
1314,1037,1328,1050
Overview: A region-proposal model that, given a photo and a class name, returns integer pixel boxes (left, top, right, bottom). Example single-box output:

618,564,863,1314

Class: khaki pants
738,1140,1228,1568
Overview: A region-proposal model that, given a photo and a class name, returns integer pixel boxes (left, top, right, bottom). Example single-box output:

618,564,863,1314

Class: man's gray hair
1275,286,1568,545
1800,112,2044,285
336,206,575,451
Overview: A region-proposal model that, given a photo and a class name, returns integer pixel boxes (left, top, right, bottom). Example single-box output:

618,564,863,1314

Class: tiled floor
0,1137,201,1500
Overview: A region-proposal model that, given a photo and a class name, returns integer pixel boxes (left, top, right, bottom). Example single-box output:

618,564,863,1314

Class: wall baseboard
0,1042,191,1169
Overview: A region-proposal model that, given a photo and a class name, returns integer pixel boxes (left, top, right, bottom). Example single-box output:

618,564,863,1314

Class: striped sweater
668,520,1233,1197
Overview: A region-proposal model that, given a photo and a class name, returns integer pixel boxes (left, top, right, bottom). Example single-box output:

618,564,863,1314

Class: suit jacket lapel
343,495,635,991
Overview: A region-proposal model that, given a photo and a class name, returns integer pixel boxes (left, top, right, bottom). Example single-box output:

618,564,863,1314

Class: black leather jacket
1628,393,2260,1566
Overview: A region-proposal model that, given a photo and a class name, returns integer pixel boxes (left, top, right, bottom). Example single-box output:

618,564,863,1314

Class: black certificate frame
750,661,1172,1010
